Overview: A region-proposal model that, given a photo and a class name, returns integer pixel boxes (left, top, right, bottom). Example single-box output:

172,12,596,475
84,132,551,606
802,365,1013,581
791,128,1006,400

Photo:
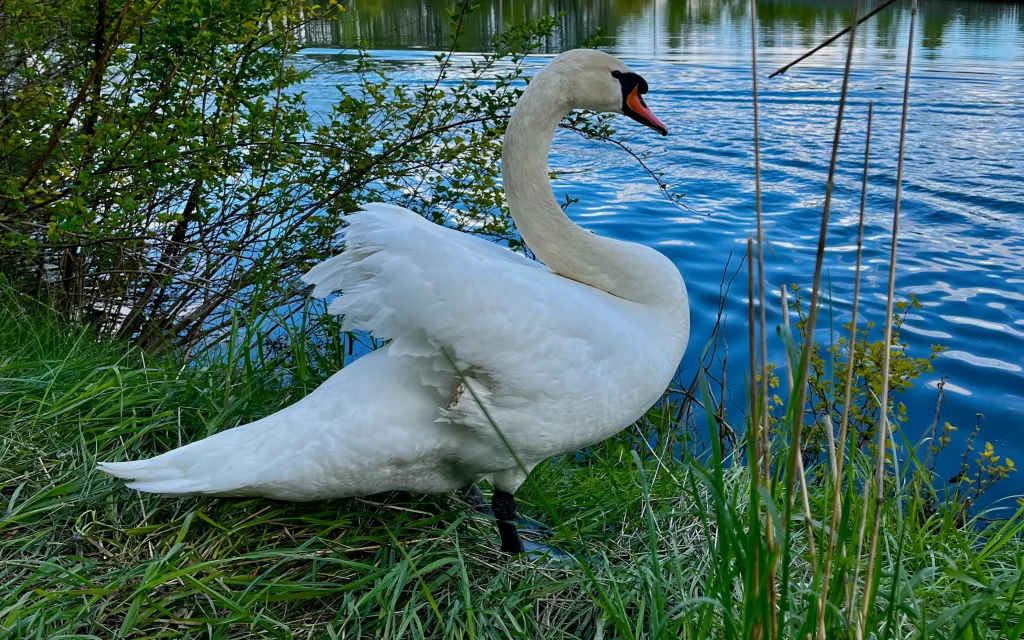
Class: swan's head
547,49,668,136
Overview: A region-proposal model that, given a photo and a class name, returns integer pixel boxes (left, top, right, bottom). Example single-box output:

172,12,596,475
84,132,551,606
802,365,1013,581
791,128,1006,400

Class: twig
675,250,745,444
768,0,897,79
861,0,917,630
561,124,694,214
925,377,947,470
407,0,472,136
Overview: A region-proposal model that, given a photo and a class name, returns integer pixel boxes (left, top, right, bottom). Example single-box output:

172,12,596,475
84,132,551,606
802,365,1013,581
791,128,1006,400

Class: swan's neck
501,74,686,313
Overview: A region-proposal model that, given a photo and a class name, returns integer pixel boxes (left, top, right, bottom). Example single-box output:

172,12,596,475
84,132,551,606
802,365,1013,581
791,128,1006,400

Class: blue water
295,1,1024,502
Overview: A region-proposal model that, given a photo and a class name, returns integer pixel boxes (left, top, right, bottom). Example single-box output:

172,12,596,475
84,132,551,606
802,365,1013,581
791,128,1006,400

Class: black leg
492,489,525,554
460,483,490,514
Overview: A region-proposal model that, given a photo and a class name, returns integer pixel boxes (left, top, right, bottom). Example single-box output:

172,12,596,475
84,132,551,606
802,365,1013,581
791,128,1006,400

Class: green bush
0,0,617,356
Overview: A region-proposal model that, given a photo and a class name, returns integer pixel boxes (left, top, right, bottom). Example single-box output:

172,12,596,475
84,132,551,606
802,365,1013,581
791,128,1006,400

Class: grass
1,279,1023,639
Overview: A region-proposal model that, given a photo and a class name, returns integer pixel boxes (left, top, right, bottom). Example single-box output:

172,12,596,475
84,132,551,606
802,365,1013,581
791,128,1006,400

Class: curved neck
501,73,686,311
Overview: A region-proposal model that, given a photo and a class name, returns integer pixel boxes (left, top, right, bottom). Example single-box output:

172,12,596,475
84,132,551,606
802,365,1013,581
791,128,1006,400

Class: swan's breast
474,301,685,462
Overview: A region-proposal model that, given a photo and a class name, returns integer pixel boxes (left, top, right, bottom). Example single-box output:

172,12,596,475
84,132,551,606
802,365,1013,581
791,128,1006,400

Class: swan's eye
611,70,622,78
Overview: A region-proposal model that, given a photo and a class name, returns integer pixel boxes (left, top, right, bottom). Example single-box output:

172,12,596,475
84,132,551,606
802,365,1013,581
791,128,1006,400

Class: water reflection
302,0,1023,63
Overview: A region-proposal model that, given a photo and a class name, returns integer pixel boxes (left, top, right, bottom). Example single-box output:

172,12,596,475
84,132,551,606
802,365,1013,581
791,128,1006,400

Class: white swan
98,49,689,553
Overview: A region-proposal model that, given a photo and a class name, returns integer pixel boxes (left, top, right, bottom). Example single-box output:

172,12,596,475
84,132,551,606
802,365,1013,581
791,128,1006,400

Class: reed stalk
818,100,873,639
781,285,793,392
748,0,770,490
860,0,918,631
769,0,896,79
747,2,776,634
786,0,860,496
746,236,764,640
779,5,860,627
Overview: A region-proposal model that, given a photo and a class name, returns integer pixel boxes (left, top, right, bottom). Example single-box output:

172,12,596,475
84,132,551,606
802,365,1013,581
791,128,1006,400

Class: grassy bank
2,285,1022,639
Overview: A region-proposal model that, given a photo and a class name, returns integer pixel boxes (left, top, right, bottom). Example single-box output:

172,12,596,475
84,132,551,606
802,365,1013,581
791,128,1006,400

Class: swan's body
98,50,690,532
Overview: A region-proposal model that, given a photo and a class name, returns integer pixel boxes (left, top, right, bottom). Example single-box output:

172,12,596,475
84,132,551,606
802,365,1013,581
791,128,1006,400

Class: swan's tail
96,347,442,502
96,424,261,496
96,457,216,495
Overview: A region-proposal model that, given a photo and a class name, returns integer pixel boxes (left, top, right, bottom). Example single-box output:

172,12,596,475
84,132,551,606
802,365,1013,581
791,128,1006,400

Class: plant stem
748,3,776,633
746,236,764,640
780,0,860,627
818,100,873,639
861,0,917,630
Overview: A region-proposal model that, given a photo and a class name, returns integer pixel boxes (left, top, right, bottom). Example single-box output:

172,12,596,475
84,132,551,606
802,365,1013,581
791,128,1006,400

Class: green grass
1,284,1022,639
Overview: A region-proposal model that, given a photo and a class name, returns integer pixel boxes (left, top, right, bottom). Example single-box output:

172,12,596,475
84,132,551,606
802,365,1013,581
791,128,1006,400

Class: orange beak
626,87,668,136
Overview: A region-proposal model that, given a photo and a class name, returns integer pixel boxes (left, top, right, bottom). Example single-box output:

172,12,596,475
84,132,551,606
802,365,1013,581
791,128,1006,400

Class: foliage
0,0,615,355
2,0,317,346
784,288,943,463
941,419,1019,513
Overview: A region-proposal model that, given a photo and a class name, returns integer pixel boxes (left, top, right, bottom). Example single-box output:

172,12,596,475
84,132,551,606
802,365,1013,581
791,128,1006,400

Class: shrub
1,0,616,356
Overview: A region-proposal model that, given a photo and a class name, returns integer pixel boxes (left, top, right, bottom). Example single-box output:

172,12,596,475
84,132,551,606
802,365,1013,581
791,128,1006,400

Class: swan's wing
304,203,545,281
301,203,643,454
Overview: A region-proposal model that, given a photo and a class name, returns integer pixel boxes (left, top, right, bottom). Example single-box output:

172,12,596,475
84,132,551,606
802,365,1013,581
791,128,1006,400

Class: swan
97,49,690,554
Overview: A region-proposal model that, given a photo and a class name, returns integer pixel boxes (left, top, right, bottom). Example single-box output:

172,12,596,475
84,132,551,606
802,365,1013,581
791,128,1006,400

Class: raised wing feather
301,203,646,454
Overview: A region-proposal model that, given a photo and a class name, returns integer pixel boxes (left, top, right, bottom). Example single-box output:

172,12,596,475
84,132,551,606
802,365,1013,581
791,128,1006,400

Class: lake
295,0,1024,501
